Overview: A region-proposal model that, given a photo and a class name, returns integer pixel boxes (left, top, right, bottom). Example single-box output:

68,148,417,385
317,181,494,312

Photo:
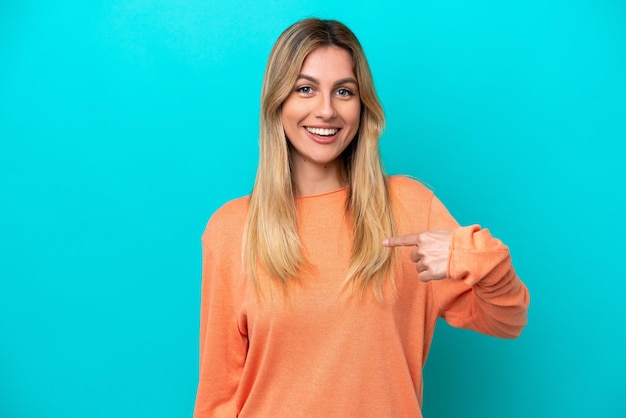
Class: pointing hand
383,230,452,282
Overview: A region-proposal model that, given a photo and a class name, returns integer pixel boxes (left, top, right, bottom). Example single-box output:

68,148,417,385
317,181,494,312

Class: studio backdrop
1,0,624,417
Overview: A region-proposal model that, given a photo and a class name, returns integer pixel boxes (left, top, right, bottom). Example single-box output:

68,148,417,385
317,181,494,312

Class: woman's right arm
193,239,248,417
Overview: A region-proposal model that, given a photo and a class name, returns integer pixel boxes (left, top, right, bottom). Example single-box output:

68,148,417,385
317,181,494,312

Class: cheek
280,103,291,124
280,106,295,132
347,104,361,130
281,101,303,128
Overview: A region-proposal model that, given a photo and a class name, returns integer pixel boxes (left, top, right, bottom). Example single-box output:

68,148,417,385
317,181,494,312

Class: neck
291,158,347,197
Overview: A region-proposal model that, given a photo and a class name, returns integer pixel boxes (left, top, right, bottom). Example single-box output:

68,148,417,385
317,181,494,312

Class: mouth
305,126,340,137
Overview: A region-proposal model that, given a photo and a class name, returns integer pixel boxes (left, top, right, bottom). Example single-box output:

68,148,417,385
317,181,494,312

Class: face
281,46,361,178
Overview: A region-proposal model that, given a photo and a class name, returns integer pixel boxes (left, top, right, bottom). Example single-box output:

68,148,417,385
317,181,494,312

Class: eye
296,86,313,95
336,88,354,97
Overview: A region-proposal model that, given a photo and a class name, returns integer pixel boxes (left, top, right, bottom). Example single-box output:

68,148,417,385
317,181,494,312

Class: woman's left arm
440,224,529,338
384,193,530,338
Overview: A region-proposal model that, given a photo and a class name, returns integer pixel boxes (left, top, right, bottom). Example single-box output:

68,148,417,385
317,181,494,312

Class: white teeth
306,127,338,136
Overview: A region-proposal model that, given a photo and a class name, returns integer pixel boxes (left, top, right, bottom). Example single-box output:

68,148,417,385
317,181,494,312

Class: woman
194,18,529,417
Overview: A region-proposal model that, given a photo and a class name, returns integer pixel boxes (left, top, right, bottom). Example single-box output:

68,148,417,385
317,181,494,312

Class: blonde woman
194,18,529,418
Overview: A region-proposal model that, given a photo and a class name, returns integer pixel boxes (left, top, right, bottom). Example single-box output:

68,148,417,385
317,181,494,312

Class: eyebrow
296,74,358,88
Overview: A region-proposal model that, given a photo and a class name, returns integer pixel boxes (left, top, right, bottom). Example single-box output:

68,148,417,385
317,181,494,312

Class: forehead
299,46,355,78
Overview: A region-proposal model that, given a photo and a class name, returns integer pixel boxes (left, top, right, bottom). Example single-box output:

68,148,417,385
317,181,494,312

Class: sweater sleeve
428,194,530,338
193,234,248,417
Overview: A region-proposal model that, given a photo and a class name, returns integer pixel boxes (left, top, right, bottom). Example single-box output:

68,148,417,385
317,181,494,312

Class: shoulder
387,175,434,203
386,175,439,230
388,175,460,230
202,195,249,246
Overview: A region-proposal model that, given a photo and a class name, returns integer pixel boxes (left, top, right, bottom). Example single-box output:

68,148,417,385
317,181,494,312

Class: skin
281,46,361,197
384,230,453,282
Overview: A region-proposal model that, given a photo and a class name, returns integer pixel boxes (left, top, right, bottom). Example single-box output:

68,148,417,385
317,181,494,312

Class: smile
305,127,339,136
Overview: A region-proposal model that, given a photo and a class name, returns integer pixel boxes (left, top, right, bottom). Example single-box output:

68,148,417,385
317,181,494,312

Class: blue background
1,0,625,417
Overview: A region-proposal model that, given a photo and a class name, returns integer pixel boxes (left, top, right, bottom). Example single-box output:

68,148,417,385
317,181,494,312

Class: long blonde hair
244,18,395,299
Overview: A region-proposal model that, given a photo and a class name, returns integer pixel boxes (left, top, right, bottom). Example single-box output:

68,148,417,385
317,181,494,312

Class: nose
315,94,337,120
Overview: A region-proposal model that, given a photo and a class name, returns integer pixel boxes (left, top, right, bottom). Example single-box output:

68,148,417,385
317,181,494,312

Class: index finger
383,234,420,248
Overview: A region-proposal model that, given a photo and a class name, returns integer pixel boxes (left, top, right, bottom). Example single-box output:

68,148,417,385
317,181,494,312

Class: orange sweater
193,176,529,417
